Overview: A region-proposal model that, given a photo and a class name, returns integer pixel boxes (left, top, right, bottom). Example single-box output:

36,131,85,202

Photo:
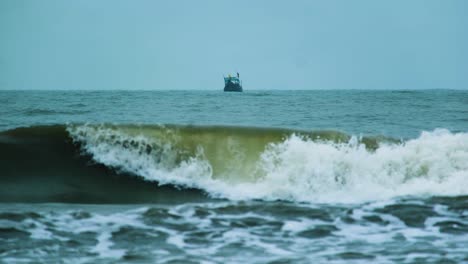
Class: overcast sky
0,0,467,90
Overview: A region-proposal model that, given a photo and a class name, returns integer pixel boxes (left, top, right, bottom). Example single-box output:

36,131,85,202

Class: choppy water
1,90,467,263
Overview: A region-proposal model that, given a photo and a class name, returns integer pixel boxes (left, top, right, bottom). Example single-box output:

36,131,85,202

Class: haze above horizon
1,0,467,90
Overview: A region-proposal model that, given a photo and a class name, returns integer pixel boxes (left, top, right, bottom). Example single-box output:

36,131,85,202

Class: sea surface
0,90,467,263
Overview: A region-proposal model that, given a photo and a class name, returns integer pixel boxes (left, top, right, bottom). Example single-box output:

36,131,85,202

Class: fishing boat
223,73,243,92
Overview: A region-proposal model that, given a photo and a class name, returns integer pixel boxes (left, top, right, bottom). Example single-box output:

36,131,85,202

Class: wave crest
67,125,468,203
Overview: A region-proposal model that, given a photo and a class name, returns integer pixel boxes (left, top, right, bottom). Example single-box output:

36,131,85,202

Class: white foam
93,232,126,259
282,219,328,233
47,208,151,260
68,125,468,203
23,219,54,240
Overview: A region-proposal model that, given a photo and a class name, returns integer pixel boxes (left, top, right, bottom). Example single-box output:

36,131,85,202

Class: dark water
1,90,467,263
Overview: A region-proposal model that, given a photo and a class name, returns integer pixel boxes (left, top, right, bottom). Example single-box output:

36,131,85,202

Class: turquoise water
1,90,467,263
2,90,467,137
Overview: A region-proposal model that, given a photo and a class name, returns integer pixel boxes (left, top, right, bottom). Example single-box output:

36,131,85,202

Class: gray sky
1,0,467,90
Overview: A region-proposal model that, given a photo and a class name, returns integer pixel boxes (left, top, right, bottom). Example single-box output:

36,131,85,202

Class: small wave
244,92,274,97
391,90,418,94
23,108,59,115
67,103,87,107
23,108,91,116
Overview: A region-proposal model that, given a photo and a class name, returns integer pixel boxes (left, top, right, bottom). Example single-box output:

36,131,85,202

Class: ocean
0,90,467,263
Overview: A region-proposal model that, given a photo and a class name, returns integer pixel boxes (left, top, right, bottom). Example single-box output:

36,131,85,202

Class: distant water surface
1,90,467,138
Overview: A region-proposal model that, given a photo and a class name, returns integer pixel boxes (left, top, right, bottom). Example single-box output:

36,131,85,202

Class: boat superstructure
223,73,243,92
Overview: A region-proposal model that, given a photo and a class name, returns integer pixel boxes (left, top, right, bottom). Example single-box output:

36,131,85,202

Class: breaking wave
1,124,467,203
67,124,468,203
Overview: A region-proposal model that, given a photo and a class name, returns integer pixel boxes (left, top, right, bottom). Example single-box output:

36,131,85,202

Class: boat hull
224,82,243,92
